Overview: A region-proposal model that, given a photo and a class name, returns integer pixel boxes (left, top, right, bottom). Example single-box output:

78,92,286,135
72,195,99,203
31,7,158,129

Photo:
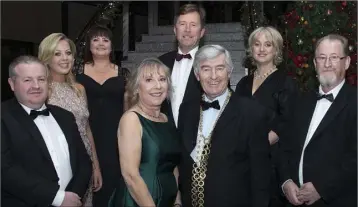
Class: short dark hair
9,55,47,78
83,25,116,64
174,4,206,28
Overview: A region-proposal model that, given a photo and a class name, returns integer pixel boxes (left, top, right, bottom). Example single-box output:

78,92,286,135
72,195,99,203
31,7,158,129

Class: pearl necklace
254,67,277,79
137,104,161,119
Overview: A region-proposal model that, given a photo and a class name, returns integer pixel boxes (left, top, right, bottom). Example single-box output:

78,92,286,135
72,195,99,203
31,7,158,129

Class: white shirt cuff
52,190,65,206
281,179,293,195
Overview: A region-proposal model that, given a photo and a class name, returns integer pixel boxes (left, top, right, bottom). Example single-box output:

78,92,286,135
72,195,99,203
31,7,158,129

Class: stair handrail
73,1,123,75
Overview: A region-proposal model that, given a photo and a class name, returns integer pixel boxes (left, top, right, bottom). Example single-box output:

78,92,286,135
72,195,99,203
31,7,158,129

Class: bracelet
173,204,182,207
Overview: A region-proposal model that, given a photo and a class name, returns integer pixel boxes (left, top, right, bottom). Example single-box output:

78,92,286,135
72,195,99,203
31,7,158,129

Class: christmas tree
283,1,357,91
239,1,268,74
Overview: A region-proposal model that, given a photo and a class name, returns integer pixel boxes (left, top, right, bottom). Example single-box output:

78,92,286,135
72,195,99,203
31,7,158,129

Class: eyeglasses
314,55,346,63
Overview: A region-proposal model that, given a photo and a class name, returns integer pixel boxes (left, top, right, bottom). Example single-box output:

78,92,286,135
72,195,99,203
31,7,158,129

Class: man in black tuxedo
158,3,206,127
177,45,271,207
279,34,357,207
1,56,92,207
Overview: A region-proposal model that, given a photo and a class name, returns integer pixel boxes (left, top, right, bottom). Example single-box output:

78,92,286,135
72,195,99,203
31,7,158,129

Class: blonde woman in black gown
235,26,299,207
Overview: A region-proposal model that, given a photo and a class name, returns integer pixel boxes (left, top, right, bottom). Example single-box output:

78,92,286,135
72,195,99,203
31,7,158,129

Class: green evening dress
109,112,181,207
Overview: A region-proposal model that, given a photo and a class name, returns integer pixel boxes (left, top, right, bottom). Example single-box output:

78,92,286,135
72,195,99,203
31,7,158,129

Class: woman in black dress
235,26,298,207
76,25,128,207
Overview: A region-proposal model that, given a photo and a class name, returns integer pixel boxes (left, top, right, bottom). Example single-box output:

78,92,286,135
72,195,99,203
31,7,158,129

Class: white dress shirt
20,103,73,206
190,89,229,163
171,46,199,127
298,80,345,186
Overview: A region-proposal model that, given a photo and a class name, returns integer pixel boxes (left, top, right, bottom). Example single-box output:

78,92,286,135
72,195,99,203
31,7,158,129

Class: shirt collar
20,102,47,115
319,79,345,99
178,46,199,58
204,88,229,108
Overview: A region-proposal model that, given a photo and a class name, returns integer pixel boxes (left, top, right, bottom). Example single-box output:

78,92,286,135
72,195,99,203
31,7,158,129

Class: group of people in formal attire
2,3,356,207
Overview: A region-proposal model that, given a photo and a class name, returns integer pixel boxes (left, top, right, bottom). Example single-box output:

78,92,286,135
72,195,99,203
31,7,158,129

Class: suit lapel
210,94,239,143
161,51,177,120
164,51,177,73
182,69,201,103
49,106,77,170
183,102,200,153
10,100,53,162
310,84,349,141
296,93,318,149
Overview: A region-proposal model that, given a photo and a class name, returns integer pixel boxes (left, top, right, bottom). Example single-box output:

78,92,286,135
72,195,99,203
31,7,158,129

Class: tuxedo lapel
163,51,177,73
10,100,53,162
210,95,239,143
183,103,200,153
296,93,318,148
49,106,77,170
310,84,349,141
182,69,201,103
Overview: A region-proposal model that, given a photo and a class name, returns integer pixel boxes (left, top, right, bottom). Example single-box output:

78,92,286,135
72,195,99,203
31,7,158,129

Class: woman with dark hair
76,25,127,207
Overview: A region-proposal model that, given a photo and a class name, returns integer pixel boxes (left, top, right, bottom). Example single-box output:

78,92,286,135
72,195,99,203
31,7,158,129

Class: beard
317,71,338,88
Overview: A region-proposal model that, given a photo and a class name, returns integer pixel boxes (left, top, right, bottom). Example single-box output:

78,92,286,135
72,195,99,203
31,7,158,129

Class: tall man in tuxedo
279,34,357,207
159,3,206,127
177,45,271,207
1,55,92,207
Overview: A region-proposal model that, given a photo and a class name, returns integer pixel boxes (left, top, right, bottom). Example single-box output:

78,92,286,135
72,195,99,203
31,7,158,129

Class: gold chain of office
191,91,232,207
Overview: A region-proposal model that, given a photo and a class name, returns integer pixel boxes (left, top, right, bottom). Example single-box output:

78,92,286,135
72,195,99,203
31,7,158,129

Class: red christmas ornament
342,1,347,7
347,73,357,86
336,4,344,12
297,54,303,62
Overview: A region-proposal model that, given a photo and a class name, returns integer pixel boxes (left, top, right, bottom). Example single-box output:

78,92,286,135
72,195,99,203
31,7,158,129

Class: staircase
121,23,247,90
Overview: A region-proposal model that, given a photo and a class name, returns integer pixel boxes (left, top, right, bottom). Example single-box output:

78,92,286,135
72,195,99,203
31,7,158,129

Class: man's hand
283,180,304,206
297,182,321,205
61,192,82,207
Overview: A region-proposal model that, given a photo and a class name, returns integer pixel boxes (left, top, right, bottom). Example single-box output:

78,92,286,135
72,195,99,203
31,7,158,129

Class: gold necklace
191,91,232,207
137,104,161,119
254,66,277,79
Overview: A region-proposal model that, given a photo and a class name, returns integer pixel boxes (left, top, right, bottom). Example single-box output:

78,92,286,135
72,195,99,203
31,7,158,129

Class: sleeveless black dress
76,68,125,207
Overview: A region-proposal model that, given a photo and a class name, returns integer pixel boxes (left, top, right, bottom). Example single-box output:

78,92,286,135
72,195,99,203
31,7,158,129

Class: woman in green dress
109,58,181,207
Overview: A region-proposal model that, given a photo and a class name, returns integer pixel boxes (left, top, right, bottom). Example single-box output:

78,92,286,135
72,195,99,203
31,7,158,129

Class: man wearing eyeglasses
279,34,357,207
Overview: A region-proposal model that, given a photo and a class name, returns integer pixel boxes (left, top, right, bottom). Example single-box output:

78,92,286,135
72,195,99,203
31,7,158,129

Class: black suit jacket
279,83,357,207
178,93,271,207
1,98,92,207
158,50,202,124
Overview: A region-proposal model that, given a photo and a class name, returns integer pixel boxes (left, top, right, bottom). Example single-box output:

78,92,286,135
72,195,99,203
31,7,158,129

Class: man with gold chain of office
177,45,271,207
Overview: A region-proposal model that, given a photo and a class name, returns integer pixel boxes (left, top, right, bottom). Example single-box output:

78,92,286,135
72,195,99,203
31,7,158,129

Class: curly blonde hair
247,26,283,66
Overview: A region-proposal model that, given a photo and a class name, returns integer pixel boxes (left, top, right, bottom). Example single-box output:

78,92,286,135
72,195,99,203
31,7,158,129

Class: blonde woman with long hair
38,33,103,206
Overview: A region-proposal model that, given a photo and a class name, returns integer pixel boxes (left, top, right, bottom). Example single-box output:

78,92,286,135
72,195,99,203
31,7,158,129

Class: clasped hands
283,180,321,206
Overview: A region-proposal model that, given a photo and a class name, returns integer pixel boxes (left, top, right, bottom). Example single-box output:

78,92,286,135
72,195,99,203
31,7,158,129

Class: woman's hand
268,130,279,145
92,161,103,192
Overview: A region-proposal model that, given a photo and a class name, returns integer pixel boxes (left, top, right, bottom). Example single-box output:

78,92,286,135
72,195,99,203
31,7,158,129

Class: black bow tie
30,108,50,120
175,53,192,61
317,93,334,102
200,100,220,111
